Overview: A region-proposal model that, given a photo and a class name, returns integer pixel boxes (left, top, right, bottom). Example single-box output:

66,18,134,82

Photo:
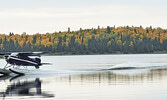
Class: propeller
4,55,9,60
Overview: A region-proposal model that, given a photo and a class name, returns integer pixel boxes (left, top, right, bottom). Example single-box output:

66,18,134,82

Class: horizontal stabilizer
41,63,52,65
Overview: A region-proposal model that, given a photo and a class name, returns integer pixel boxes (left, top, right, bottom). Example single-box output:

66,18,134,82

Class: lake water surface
1,54,167,100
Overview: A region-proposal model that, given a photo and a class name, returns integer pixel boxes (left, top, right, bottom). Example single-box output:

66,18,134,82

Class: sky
0,0,167,34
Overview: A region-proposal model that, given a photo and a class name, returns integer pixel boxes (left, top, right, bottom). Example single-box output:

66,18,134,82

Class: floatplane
0,52,50,75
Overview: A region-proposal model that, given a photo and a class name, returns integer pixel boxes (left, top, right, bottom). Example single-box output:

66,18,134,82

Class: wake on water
1,62,167,81
16,63,167,75
67,62,167,76
109,63,167,70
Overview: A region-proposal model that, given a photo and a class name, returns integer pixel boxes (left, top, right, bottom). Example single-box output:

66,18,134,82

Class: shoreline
52,51,167,56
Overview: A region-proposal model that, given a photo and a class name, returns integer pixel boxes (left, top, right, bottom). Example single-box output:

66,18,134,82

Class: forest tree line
0,26,167,54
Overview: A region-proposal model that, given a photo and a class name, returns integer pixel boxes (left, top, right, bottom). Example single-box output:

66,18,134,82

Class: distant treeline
1,26,167,54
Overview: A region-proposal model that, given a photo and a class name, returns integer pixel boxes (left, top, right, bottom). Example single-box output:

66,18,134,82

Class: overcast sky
0,0,167,34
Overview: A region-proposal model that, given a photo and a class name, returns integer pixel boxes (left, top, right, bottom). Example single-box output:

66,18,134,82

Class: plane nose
4,55,9,59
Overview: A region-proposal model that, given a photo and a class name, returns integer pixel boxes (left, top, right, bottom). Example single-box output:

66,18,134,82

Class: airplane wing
0,52,11,56
0,52,47,57
17,52,47,57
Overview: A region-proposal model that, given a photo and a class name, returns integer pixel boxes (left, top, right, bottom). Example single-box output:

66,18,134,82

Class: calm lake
1,54,167,100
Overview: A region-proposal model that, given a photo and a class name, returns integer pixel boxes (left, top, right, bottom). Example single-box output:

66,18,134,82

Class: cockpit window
11,53,18,56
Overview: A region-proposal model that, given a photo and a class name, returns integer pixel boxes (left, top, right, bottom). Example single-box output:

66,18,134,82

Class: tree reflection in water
54,68,167,85
0,68,167,99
